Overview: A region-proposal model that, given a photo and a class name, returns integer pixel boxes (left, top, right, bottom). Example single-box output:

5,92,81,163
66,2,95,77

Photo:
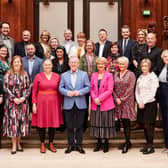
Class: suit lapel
99,72,107,91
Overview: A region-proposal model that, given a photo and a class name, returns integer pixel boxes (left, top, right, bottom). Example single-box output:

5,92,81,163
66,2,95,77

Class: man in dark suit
95,29,111,58
22,43,43,112
59,56,90,154
14,30,31,57
0,21,15,62
118,25,135,71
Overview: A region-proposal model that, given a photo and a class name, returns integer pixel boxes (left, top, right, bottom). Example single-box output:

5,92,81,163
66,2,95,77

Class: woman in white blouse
135,58,159,154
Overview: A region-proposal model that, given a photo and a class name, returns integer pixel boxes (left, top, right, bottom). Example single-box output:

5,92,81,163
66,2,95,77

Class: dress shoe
103,140,109,153
140,145,148,152
143,146,155,154
118,141,132,150
11,150,16,155
40,143,46,153
48,142,57,153
76,146,85,154
122,143,130,154
65,146,75,154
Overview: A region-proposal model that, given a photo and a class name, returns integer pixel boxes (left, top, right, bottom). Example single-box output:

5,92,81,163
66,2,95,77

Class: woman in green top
0,44,10,148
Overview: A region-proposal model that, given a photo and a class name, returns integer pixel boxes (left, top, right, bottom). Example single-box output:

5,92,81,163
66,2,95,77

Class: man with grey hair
62,29,76,55
15,30,31,57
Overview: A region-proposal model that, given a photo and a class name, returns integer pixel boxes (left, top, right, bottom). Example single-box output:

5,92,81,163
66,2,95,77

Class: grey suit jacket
61,40,77,55
22,56,43,82
59,70,91,110
0,34,15,58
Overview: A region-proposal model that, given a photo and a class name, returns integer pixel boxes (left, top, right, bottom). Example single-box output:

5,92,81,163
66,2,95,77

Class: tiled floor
0,148,167,168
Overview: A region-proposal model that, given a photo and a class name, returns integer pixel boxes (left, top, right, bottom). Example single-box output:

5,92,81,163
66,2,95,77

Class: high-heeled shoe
122,143,130,154
93,139,102,152
103,140,109,153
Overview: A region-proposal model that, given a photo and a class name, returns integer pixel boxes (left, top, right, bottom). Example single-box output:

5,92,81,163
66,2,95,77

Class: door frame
83,0,123,40
33,0,74,42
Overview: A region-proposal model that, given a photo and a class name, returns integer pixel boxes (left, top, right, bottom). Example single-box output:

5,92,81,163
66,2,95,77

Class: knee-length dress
31,72,63,128
113,71,136,120
3,72,31,137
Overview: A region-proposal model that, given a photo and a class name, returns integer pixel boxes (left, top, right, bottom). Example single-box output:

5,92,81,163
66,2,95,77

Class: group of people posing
0,21,168,156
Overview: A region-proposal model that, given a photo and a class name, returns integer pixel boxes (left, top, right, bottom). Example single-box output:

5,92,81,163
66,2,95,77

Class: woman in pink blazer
90,57,116,153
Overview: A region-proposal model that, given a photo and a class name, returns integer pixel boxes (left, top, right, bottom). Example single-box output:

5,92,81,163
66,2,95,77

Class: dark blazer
95,40,111,58
22,56,43,82
14,41,28,57
35,42,45,59
118,38,135,70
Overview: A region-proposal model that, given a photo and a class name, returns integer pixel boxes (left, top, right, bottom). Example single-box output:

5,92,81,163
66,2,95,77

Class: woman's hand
116,98,121,105
33,103,37,114
19,97,25,103
0,96,3,104
14,98,21,105
94,98,101,105
133,60,138,68
138,102,145,109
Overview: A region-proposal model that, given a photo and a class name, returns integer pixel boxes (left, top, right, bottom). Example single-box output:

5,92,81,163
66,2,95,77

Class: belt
38,90,57,95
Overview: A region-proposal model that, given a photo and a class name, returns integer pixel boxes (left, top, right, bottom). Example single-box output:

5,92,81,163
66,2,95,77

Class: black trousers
0,101,4,147
64,104,86,147
38,127,55,143
159,82,168,148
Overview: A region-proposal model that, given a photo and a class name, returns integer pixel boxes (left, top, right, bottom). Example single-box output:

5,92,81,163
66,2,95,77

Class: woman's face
86,42,94,53
0,47,8,59
43,60,53,73
56,49,64,59
111,45,119,55
50,39,59,49
137,31,146,42
77,38,85,47
141,62,150,74
41,32,49,42
118,61,128,72
162,53,168,65
97,62,105,72
13,58,22,72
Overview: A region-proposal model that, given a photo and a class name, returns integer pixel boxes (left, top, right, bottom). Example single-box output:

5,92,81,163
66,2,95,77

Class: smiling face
56,49,64,59
137,30,146,42
162,53,168,65
97,61,106,72
146,33,156,48
1,23,10,37
43,59,53,73
85,41,94,53
22,30,31,42
40,31,50,43
141,62,150,75
121,28,130,39
111,44,119,55
118,60,128,72
0,46,8,60
98,30,107,42
69,57,79,72
64,30,72,41
26,44,36,57
13,57,22,72
50,39,59,49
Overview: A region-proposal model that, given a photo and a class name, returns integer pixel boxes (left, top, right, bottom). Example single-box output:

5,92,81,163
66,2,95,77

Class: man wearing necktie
0,22,15,62
59,56,90,154
118,25,135,71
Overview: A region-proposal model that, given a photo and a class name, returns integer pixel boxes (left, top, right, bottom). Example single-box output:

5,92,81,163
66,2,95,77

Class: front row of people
0,52,168,155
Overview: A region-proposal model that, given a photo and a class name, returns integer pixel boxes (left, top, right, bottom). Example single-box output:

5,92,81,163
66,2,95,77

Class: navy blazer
14,41,28,57
22,56,43,82
118,38,135,70
95,40,111,58
59,70,91,110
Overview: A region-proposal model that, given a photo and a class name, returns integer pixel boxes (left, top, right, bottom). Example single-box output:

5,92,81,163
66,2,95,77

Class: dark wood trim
33,0,74,42
83,0,123,40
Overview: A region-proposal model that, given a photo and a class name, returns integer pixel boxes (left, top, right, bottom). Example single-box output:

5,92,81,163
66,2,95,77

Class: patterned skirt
90,107,117,139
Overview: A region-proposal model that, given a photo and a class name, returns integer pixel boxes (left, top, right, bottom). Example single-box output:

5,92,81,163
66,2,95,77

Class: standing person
62,29,76,55
69,32,86,58
135,58,159,154
106,42,121,74
35,30,51,59
59,56,90,154
32,59,63,153
49,37,60,58
118,25,135,71
3,56,31,154
0,44,10,148
95,29,111,58
113,56,136,154
90,57,116,153
0,22,15,62
22,43,43,113
158,50,168,152
132,29,147,77
145,33,162,74
14,30,31,57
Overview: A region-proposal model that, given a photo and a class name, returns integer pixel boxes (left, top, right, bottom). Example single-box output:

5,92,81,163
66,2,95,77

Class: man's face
1,23,10,36
22,31,31,42
64,30,72,41
146,33,156,48
26,44,36,57
98,31,107,42
69,57,79,72
121,28,130,39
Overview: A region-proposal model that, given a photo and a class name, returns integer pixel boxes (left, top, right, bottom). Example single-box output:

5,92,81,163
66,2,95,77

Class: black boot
103,139,109,153
93,138,102,152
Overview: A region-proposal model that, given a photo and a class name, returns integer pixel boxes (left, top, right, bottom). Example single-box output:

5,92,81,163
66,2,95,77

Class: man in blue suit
59,56,90,154
22,43,43,112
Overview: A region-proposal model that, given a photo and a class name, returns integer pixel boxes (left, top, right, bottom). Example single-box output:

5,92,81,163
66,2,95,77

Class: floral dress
3,72,31,137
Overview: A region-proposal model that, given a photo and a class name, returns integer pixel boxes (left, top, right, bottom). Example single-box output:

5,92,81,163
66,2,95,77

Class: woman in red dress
32,59,63,153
